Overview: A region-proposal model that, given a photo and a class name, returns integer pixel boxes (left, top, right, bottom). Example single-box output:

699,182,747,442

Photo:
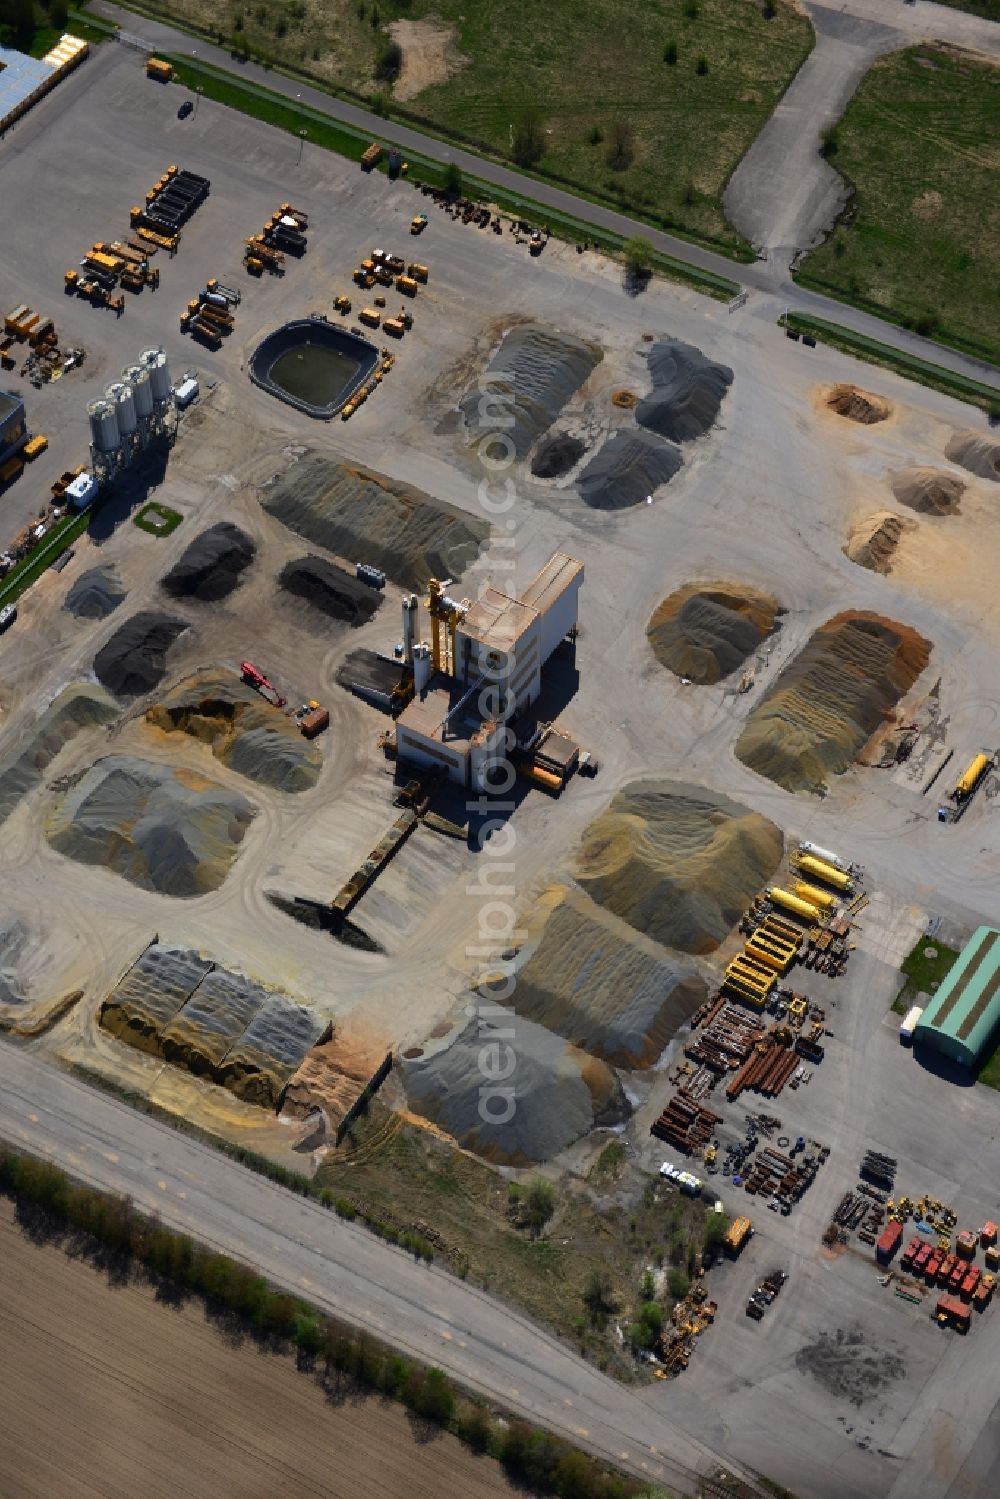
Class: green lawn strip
166,55,739,300
779,314,1000,416
797,45,1000,366
892,936,959,1016
67,7,118,36
134,501,183,535
0,1144,662,1499
0,504,96,609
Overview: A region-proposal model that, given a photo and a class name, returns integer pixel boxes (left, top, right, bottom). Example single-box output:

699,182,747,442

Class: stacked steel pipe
650,1091,723,1153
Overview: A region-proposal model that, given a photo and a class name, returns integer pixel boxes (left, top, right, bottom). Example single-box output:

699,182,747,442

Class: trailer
876,1222,903,1265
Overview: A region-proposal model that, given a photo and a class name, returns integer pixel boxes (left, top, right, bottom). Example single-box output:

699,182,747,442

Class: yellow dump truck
407,262,429,282
361,142,383,171
86,250,124,275
396,275,418,296
23,435,48,461
146,58,173,82
359,307,381,328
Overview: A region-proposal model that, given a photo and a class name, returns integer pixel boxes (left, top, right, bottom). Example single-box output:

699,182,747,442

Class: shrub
663,39,677,64
668,1267,690,1300
524,1178,556,1235
683,0,699,17
375,37,402,80
605,118,635,171
588,123,604,145
512,107,546,168
820,126,839,159
695,54,708,75
583,1269,616,1319
458,1400,494,1452
443,161,463,196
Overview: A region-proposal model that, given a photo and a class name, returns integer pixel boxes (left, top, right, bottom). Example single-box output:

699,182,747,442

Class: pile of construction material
459,322,602,459
684,997,763,1074
0,683,118,827
944,430,1000,484
740,1137,828,1210
2,303,83,384
245,202,307,274
636,338,733,444
180,280,240,349
650,1092,722,1153
647,581,781,686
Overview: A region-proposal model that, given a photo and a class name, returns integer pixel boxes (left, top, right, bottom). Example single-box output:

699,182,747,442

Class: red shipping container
877,1222,903,1264
981,1221,998,1248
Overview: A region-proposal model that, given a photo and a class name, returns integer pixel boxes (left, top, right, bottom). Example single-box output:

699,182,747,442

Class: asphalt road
0,1043,761,1498
91,1,1000,386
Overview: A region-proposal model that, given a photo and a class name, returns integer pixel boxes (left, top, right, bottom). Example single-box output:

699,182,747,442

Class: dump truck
974,1273,995,1308
190,317,222,350
146,57,173,81
198,302,234,331
373,266,393,287
333,295,352,314
361,142,383,171
396,274,418,296
359,307,381,328
383,317,405,338
23,435,48,461
300,706,329,739
962,1265,981,1299
937,1253,959,1286
85,250,124,276
724,1217,752,1255
407,262,429,282
410,214,428,235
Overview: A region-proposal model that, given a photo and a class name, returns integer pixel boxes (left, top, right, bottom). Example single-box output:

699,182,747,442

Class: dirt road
0,1198,520,1499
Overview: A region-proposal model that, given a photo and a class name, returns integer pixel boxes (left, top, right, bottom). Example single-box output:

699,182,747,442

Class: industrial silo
87,398,120,454
106,380,137,437
140,347,172,407
124,363,154,420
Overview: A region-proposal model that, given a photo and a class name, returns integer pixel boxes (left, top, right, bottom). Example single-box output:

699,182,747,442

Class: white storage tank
87,398,120,453
899,1005,924,1044
141,347,172,406
106,380,137,436
124,363,154,419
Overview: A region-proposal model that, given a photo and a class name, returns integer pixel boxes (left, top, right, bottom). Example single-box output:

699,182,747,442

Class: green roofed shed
913,927,1000,1068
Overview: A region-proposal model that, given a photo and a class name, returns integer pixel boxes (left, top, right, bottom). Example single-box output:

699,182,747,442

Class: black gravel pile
531,432,585,479
93,612,189,699
636,338,733,443
279,556,382,626
161,523,256,602
64,565,127,621
577,430,683,510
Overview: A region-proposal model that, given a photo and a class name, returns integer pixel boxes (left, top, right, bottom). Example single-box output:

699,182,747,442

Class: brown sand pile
826,384,891,425
402,1006,628,1165
45,754,254,897
487,885,706,1069
575,780,783,955
99,946,213,1057
0,683,119,826
147,670,321,792
944,431,1000,483
735,611,931,795
647,581,780,684
844,512,911,574
282,1035,375,1125
261,451,490,590
216,995,330,1108
891,467,964,515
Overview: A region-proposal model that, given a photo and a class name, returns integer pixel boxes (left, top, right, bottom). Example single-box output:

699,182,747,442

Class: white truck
899,1004,923,1044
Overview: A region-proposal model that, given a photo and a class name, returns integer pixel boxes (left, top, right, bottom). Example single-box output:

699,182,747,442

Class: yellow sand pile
647,581,780,684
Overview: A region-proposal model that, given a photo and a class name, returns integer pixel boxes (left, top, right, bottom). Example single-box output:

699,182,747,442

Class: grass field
141,0,813,255
316,1107,711,1374
892,935,959,1016
0,1200,522,1499
797,45,1000,365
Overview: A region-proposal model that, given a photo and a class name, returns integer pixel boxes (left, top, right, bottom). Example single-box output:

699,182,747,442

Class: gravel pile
577,429,682,510
161,968,269,1076
576,779,783,955
93,612,189,699
45,753,254,897
891,467,965,515
217,994,330,1108
944,431,1000,483
161,523,256,602
844,512,911,574
489,884,706,1069
0,684,119,826
99,945,214,1056
261,451,489,590
0,919,33,1008
460,323,602,459
530,431,586,479
647,581,780,684
735,611,931,794
636,338,733,443
826,384,890,424
402,1005,628,1165
147,670,322,793
64,565,126,621
279,555,382,626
